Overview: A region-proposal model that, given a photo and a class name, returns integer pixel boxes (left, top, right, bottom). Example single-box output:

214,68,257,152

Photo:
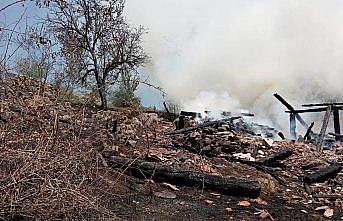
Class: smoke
126,0,343,133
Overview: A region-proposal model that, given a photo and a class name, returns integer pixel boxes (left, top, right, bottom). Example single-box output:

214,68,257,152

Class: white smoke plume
126,0,343,134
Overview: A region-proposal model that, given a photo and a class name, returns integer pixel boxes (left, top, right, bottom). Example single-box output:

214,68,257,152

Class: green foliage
111,70,141,108
112,85,141,108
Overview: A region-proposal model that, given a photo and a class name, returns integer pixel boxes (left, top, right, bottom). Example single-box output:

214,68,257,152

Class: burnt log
109,156,261,198
259,149,293,166
303,163,342,184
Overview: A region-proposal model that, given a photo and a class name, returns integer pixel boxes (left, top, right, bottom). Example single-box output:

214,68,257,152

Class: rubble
1,76,343,220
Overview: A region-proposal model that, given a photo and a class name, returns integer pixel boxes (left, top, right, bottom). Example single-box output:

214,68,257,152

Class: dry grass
0,76,120,220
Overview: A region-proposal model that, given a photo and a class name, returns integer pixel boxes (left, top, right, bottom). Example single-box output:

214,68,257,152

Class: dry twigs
0,76,119,220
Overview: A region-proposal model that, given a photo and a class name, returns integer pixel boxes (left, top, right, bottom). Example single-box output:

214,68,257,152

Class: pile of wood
169,117,276,161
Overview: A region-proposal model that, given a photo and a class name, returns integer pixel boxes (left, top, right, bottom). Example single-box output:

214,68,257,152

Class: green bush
112,85,141,108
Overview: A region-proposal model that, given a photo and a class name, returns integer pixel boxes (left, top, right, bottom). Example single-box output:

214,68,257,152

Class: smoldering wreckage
0,76,343,220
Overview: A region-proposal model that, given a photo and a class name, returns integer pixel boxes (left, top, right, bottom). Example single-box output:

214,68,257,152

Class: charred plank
316,105,332,152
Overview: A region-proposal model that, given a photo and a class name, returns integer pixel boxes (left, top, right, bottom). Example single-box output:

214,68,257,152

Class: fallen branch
108,156,261,198
164,117,242,135
303,163,342,184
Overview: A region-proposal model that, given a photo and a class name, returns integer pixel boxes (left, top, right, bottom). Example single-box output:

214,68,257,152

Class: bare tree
0,0,26,13
46,0,148,109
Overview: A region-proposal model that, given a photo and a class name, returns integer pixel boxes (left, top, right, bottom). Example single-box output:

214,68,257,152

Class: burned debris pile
1,76,343,220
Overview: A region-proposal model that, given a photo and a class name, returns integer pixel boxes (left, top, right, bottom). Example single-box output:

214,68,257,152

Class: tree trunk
99,86,107,110
94,70,107,110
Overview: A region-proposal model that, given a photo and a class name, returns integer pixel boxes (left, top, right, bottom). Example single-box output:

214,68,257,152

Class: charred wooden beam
286,106,343,113
290,113,297,140
109,156,261,198
303,102,343,107
259,149,293,166
304,122,314,141
316,105,332,152
333,109,341,141
303,163,342,184
274,93,295,111
165,117,242,135
274,93,309,129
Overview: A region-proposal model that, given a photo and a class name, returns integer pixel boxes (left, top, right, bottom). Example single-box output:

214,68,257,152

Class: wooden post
333,108,341,141
274,93,309,129
290,113,297,140
316,105,332,152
